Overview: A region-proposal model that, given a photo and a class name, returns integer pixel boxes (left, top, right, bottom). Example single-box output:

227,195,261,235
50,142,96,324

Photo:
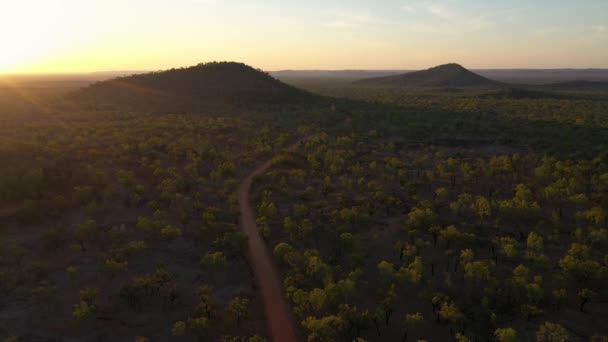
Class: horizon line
3,66,608,77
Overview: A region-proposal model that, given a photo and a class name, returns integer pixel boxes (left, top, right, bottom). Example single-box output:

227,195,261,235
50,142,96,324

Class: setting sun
1,0,606,74
0,1,69,71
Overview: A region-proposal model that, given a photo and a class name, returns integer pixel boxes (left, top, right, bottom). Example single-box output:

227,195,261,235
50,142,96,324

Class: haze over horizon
1,0,607,74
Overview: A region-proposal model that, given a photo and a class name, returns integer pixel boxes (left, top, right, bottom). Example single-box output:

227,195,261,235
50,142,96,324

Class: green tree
495,328,518,342
196,285,219,319
471,195,492,221
559,243,601,282
439,225,462,249
187,316,211,340
226,297,250,327
450,193,473,216
160,224,182,240
464,261,492,282
172,321,187,336
578,288,597,312
73,301,96,321
402,312,424,342
535,322,570,342
103,258,128,277
302,315,348,342
397,256,424,285
497,237,519,259
202,251,226,270
460,249,474,265
377,260,395,285
381,284,397,325
284,216,300,241
79,287,98,304
258,201,278,219
438,302,463,324
512,264,529,285
455,333,471,342
435,187,449,204
274,242,295,262
527,232,543,252
406,203,437,230
338,304,370,340
526,231,547,263
577,207,606,226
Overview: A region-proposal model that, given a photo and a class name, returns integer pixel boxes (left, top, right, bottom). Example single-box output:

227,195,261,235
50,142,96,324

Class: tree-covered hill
356,63,503,88
72,62,314,111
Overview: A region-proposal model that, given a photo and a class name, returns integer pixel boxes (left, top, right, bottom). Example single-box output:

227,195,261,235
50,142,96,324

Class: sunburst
0,1,68,72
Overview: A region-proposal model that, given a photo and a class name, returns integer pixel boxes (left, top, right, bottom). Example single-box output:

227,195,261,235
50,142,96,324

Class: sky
0,0,607,73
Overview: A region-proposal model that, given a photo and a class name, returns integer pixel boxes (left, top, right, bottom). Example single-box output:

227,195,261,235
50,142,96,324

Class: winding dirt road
239,144,301,342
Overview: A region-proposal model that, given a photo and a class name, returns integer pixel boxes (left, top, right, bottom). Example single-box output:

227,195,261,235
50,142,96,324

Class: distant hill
271,68,608,85
271,70,405,81
540,80,608,90
72,62,312,111
356,63,503,88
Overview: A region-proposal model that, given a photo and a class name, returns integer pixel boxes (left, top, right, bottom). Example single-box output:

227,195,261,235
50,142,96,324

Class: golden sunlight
0,1,69,72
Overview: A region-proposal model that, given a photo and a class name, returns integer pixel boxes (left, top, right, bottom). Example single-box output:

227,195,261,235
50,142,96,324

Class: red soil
239,147,300,342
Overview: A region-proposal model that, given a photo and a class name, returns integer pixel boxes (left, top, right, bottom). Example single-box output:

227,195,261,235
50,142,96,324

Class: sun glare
0,1,69,72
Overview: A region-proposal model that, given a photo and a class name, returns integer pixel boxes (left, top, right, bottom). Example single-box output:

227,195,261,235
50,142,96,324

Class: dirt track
238,145,300,342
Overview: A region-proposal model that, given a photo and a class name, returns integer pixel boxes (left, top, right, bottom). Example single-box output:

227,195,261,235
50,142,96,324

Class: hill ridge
72,61,312,111
357,63,502,88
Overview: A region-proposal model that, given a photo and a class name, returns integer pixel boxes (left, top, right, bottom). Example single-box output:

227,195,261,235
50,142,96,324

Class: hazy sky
1,0,607,73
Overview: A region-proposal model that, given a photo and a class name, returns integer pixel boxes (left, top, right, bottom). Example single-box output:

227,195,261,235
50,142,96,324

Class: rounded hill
357,63,503,88
72,62,312,111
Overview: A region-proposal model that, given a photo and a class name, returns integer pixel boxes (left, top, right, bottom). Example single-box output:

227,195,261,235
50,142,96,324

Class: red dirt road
239,148,300,342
